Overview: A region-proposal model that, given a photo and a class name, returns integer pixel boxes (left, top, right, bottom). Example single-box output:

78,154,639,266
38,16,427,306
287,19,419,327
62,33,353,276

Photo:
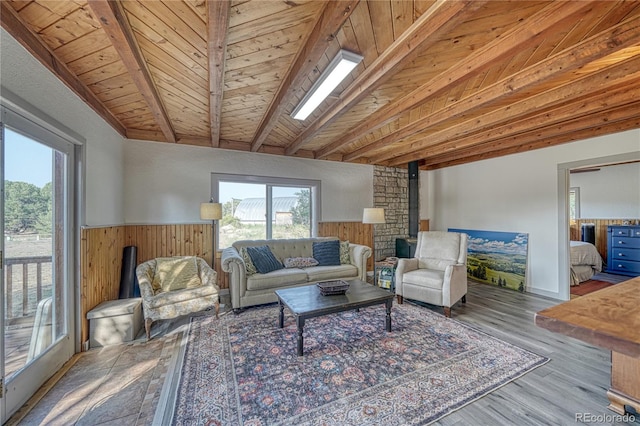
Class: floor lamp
363,207,385,286
200,201,222,264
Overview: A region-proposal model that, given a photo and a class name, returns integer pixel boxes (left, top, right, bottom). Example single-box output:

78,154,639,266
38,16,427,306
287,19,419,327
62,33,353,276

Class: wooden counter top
535,277,640,358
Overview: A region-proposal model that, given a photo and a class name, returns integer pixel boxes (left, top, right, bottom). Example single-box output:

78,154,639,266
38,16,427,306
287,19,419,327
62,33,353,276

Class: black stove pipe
408,161,419,238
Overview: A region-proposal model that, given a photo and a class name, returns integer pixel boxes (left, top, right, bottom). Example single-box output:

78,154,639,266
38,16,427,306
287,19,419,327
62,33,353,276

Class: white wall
425,129,640,299
1,29,126,226
123,140,373,224
571,162,640,218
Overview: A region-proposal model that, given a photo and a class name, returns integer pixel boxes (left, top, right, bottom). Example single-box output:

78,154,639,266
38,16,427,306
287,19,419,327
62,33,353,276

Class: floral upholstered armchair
136,256,219,339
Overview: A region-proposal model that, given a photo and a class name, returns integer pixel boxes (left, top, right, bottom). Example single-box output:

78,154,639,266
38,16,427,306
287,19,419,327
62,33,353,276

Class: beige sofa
221,237,371,312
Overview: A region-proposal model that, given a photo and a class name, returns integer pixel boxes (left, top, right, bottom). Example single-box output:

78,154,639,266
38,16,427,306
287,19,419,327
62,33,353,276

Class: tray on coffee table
316,280,350,296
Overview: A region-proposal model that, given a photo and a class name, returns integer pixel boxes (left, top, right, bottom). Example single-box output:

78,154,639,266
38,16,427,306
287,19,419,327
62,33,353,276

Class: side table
375,257,398,292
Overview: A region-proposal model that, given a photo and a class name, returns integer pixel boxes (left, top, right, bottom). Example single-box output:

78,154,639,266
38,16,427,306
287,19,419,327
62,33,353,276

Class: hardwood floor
434,280,638,425
10,279,639,425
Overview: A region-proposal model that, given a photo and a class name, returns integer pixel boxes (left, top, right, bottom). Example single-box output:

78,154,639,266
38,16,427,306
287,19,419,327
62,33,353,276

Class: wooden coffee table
275,279,394,356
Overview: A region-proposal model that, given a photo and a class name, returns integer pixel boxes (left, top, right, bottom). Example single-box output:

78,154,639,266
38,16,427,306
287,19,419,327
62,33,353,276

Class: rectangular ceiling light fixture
291,49,363,121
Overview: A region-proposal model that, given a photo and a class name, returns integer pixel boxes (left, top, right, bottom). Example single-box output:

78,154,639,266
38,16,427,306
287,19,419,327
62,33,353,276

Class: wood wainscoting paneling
570,218,640,264
80,226,126,345
80,223,215,347
124,224,213,266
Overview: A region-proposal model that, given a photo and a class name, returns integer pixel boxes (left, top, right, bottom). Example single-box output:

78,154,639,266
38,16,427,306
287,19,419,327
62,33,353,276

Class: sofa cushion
313,240,341,266
283,257,319,268
233,238,338,261
146,283,218,309
239,247,257,276
340,241,350,264
247,245,283,274
402,268,445,290
152,257,201,293
305,264,358,282
246,268,308,291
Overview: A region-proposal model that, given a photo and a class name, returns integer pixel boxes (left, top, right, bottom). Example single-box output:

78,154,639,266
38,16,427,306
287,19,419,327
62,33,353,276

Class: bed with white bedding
570,240,603,286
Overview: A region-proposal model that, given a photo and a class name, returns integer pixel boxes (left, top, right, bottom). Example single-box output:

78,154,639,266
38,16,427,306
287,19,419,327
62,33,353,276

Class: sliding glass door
1,107,76,422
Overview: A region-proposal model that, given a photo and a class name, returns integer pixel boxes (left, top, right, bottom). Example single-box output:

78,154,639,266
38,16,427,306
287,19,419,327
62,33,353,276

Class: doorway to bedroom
562,156,640,298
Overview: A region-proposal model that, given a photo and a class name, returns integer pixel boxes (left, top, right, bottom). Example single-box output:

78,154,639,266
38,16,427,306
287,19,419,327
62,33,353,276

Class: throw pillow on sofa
283,257,319,268
152,257,201,293
247,245,283,274
313,240,341,266
239,247,257,276
340,240,350,264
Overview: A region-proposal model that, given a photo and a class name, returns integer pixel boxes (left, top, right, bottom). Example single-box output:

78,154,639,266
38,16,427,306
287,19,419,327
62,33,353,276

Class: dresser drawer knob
618,264,624,268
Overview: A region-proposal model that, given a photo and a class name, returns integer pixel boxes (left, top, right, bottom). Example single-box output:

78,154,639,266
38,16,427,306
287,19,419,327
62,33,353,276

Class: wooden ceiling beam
221,139,350,162
424,113,640,170
422,100,640,166
208,0,230,148
0,2,126,136
320,0,595,160
351,14,640,163
384,69,640,167
378,54,640,166
88,0,176,143
250,0,359,153
286,0,486,156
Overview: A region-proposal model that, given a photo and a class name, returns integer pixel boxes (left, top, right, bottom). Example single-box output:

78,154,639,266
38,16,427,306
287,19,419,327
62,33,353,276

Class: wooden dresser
607,225,640,277
535,277,640,415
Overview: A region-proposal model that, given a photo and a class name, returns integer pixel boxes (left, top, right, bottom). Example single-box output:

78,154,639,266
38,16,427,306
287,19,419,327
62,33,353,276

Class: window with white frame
569,187,580,220
210,174,321,249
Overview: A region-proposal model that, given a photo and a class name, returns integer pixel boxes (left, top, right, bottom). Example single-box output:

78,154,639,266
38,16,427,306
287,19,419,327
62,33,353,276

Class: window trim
569,186,580,220
210,173,321,247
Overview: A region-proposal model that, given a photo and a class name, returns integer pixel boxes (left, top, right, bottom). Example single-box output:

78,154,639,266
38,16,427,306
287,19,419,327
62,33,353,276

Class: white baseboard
528,287,562,301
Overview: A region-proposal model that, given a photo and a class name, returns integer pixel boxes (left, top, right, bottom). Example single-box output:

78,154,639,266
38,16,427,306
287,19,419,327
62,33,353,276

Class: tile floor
8,333,177,425
7,302,226,426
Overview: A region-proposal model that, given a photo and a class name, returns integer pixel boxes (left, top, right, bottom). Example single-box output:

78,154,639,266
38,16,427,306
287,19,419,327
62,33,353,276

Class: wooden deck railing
5,256,52,320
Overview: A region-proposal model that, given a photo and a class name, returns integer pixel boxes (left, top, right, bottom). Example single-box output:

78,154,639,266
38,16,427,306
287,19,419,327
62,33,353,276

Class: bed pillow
283,257,319,269
246,245,283,274
312,240,341,266
340,240,350,264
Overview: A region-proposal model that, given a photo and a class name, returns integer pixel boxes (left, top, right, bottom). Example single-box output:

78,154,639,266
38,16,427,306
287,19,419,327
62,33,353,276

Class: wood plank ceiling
3,0,640,170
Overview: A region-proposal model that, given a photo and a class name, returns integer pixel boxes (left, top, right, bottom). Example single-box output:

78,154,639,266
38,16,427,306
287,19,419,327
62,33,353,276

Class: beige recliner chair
137,256,220,339
395,231,468,317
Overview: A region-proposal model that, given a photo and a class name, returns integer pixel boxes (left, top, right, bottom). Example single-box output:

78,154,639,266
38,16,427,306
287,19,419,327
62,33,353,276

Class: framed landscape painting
448,228,529,292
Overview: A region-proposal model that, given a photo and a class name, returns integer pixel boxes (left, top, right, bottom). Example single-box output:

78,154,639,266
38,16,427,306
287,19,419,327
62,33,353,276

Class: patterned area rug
172,303,548,425
570,279,614,296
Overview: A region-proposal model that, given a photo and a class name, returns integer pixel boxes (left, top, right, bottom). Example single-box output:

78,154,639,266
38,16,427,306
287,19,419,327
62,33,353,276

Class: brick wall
373,165,409,260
